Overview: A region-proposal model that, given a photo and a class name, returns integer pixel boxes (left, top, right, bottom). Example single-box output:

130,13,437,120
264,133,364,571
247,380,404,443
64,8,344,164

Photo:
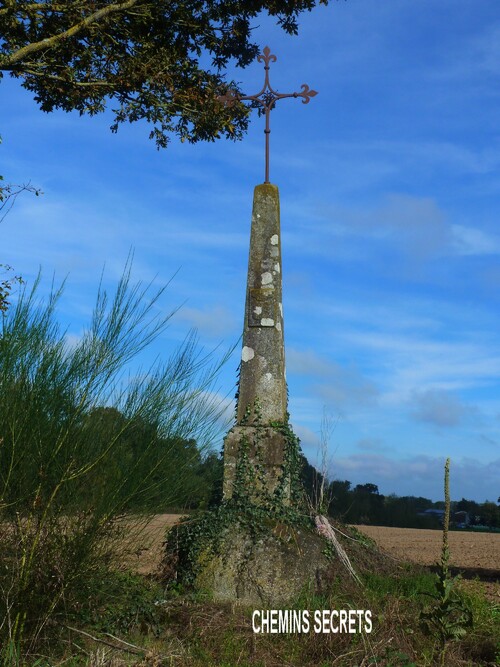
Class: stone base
223,425,289,503
194,522,329,605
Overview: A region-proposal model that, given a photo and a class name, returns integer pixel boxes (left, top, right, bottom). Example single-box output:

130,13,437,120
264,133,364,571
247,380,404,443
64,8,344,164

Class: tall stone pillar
223,183,290,502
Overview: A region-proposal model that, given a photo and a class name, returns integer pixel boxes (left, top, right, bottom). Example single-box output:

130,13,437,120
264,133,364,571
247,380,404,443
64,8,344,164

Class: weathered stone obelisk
223,183,289,501
163,48,327,605
220,47,317,504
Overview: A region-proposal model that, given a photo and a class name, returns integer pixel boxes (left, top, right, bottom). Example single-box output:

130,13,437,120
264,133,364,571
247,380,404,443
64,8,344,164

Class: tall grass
0,262,232,662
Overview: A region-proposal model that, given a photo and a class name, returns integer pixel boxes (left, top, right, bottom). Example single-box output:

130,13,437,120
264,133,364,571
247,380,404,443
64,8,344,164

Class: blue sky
1,0,499,502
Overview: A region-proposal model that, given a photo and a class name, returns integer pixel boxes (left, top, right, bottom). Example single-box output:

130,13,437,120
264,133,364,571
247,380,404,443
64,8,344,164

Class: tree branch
1,0,140,68
22,67,119,88
0,3,83,15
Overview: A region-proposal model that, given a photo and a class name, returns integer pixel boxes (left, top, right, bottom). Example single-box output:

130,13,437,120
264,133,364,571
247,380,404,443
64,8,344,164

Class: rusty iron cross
218,46,318,184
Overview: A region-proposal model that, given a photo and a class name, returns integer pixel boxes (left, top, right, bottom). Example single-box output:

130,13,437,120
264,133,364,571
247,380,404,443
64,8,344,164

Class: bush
0,262,231,661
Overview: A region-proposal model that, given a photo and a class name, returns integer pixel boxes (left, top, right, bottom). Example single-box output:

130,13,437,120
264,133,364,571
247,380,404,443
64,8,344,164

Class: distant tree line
82,437,495,527
159,450,499,530
300,457,500,529
61,406,225,512
0,400,224,515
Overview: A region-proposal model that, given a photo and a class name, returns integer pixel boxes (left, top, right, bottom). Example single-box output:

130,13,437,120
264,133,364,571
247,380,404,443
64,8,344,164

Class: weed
419,459,473,665
74,570,167,638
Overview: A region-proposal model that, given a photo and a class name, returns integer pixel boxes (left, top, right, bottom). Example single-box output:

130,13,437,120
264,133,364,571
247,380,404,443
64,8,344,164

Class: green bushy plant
0,261,232,662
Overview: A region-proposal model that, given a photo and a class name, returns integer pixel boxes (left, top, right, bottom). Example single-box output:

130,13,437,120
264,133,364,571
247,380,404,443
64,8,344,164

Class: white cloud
64,332,83,352
287,348,338,378
329,453,500,503
452,224,500,256
175,305,238,338
373,194,452,260
293,423,321,455
315,193,453,264
410,389,478,428
287,347,379,410
344,329,500,400
199,389,235,428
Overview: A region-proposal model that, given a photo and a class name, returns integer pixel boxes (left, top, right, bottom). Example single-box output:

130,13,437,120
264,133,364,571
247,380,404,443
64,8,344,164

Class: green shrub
0,261,231,661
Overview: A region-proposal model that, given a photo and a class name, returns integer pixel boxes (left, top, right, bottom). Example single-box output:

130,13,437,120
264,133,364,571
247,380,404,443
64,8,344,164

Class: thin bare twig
64,625,145,655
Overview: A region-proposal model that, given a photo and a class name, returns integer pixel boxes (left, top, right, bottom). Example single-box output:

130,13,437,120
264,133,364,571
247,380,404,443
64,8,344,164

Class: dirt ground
356,526,500,577
355,524,500,602
122,516,498,572
355,524,500,570
119,515,499,602
116,513,187,575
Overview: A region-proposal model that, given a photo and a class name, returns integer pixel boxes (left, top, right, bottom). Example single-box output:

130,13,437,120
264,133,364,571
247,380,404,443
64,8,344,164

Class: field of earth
355,524,500,571
355,524,499,602
120,515,500,599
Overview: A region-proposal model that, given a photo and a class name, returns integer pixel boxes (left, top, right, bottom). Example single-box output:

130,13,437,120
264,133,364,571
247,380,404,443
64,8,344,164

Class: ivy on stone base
163,406,313,590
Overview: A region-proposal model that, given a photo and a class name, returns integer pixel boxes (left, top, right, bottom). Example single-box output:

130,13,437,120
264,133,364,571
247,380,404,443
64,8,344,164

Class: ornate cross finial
218,46,318,184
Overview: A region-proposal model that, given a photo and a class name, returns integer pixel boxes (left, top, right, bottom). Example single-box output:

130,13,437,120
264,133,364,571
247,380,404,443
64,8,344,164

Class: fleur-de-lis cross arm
218,46,318,183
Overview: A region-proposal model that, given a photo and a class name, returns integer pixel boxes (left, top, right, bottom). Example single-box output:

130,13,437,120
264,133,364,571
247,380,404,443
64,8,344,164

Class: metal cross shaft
218,46,318,183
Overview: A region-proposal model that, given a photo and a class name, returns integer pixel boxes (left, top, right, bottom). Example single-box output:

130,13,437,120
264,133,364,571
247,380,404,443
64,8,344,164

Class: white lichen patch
276,321,282,332
270,234,279,245
262,372,274,390
279,303,283,317
253,306,263,315
261,272,272,285
261,318,274,327
241,346,255,362
274,263,280,273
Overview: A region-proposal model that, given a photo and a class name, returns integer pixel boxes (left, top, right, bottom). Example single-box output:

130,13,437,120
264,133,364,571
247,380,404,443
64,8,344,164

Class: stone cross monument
220,47,317,503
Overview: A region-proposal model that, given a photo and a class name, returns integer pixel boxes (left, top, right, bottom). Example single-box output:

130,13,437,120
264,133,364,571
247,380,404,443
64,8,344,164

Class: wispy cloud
343,329,500,399
410,389,479,428
452,225,500,256
329,453,500,503
347,193,452,262
316,193,491,264
287,347,379,411
175,305,239,339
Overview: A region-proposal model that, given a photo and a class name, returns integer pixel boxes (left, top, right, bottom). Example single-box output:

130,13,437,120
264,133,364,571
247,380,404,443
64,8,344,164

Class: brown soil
119,516,500,602
355,524,500,569
116,513,187,575
355,524,500,602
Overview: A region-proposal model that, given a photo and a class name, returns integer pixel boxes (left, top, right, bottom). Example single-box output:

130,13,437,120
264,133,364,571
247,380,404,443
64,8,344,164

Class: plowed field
125,517,499,572
120,516,500,601
355,524,499,602
355,524,500,570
